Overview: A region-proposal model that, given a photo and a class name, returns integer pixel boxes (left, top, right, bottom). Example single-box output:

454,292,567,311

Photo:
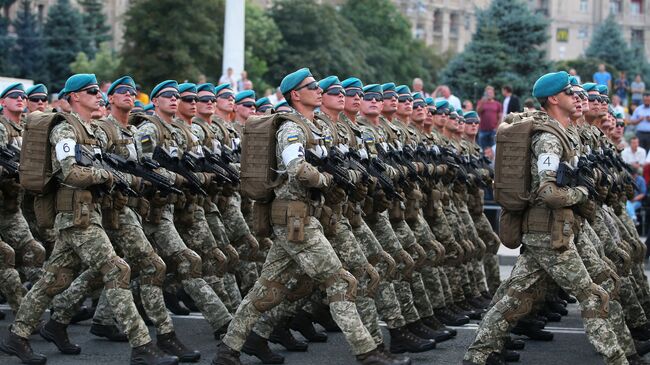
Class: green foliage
78,0,111,57
440,0,550,100
554,58,618,83
44,0,85,91
70,42,121,82
585,15,632,72
0,15,16,76
245,2,283,92
12,0,46,82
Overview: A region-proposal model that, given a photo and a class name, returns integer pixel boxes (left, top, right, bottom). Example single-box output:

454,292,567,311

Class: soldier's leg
224,273,242,310
483,253,501,294
0,240,25,312
50,268,103,325
0,209,46,283
601,277,637,358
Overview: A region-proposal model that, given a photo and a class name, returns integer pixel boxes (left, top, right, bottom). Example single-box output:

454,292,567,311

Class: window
610,0,622,14
631,0,644,14
578,26,589,39
415,23,425,40
449,12,459,37
580,0,588,12
632,29,645,44
433,9,442,33
556,28,569,42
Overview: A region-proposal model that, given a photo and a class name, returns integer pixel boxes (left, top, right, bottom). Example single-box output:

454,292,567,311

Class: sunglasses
158,91,180,99
238,101,255,108
80,87,101,96
397,95,413,103
601,97,610,104
345,89,364,98
427,107,436,115
258,105,273,113
28,96,47,103
198,95,216,103
113,86,136,96
363,93,383,102
180,95,199,103
576,91,588,100
562,86,575,96
217,92,234,100
588,94,605,103
435,108,449,115
325,87,345,96
465,119,480,124
383,91,397,99
295,81,319,91
616,121,625,127
413,101,426,109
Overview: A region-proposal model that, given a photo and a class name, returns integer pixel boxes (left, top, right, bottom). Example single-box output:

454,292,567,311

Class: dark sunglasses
413,101,426,109
28,96,47,103
616,121,625,127
562,86,575,96
158,91,180,99
587,94,604,103
383,91,397,99
180,95,199,103
345,89,364,98
80,87,101,95
238,101,255,108
363,93,383,102
465,119,480,124
217,92,234,100
258,105,273,113
397,95,413,103
325,87,345,96
113,86,136,96
198,95,216,103
601,97,610,104
435,108,449,115
4,91,26,100
427,107,436,115
296,81,319,91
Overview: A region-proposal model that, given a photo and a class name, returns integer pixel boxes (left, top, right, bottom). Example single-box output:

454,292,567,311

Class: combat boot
90,322,128,342
545,301,568,316
357,347,407,364
455,301,482,320
635,339,650,356
504,336,525,350
269,322,308,351
421,315,457,337
214,320,231,340
0,331,47,365
462,352,505,365
131,341,178,365
628,354,650,365
211,342,242,365
468,296,488,310
510,323,553,341
481,291,493,301
558,288,576,303
311,304,340,332
631,325,650,341
289,311,327,342
157,331,201,362
69,305,95,324
241,332,284,364
434,307,469,326
503,349,520,362
176,288,199,313
406,320,452,343
388,326,435,353
163,290,190,316
376,343,411,365
0,311,5,320
39,319,81,354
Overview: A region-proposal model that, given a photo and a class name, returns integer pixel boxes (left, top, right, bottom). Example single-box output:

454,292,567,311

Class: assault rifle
152,146,207,196
75,144,137,196
346,149,403,201
201,146,240,184
0,144,20,178
305,148,357,193
556,156,599,198
183,150,232,186
102,152,182,196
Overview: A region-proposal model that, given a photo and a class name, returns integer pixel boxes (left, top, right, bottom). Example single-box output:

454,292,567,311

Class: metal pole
222,0,245,81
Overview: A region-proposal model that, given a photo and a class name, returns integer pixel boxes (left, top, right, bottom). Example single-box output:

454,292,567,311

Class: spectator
626,170,646,225
412,78,429,98
610,116,627,150
611,94,626,117
623,136,647,169
433,85,462,110
593,63,612,89
219,67,238,91
100,81,111,94
501,84,521,118
632,74,646,106
268,87,284,105
242,79,253,91
569,68,582,84
462,99,474,113
237,70,249,92
614,71,630,107
523,98,537,112
476,85,502,148
631,93,650,151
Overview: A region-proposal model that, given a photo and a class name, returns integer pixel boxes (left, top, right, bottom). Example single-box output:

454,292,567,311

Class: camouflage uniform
11,113,150,348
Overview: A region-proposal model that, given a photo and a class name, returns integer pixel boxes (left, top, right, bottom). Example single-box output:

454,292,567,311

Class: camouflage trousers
464,242,627,365
483,254,501,294
0,239,25,311
0,208,45,283
143,205,231,331
221,217,376,356
407,213,447,310
12,224,151,348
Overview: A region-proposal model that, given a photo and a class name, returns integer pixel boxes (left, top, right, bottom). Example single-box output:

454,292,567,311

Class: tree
78,0,111,57
120,0,224,91
44,0,85,91
586,15,631,72
0,14,15,75
70,42,121,82
245,2,283,91
440,0,550,99
12,0,47,82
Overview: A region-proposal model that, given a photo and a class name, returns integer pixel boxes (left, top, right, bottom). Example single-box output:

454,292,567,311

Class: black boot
289,311,327,342
311,304,340,332
406,320,452,343
631,325,650,341
0,332,47,365
177,288,199,313
628,354,650,365
434,307,469,326
131,341,179,365
503,349,520,362
214,321,231,340
157,331,201,362
504,337,525,350
70,305,95,324
241,332,284,364
510,323,553,341
421,315,457,337
357,347,407,365
90,322,129,342
211,343,242,365
163,290,190,316
456,301,483,320
558,288,576,303
269,325,308,351
546,301,568,316
388,326,435,353
376,343,411,365
468,296,488,310
39,319,81,354
636,339,650,356
0,310,5,320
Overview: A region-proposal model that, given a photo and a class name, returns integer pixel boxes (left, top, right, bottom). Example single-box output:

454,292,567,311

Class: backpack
240,112,315,203
494,111,572,248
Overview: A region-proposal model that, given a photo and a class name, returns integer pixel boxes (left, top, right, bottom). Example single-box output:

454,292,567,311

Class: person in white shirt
433,85,461,110
219,67,238,92
625,136,647,169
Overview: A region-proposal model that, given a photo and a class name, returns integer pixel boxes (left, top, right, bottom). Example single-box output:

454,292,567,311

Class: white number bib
55,138,77,161
537,153,560,172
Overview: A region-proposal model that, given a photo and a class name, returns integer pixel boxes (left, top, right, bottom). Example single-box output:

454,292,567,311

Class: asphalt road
0,264,629,365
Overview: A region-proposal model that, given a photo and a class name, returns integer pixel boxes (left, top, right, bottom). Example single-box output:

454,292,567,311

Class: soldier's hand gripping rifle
201,146,240,184
346,148,403,201
305,148,357,193
0,144,20,178
152,146,207,196
102,152,182,196
75,144,137,196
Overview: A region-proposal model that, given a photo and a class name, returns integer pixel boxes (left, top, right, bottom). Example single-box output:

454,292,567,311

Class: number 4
543,156,551,166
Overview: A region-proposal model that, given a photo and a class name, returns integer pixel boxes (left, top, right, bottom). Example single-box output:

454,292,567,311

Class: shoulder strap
534,123,574,160
170,119,198,149
314,113,339,145
210,116,232,146
0,117,20,139
146,115,172,146
64,115,97,145
192,118,215,147
280,113,317,149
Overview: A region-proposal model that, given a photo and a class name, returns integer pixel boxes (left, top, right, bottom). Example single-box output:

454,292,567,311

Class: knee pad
44,267,74,297
0,241,15,268
140,254,167,287
252,277,288,312
100,256,131,289
363,263,380,298
174,249,203,280
286,274,314,302
23,240,46,267
324,268,358,303
397,249,415,281
500,287,542,324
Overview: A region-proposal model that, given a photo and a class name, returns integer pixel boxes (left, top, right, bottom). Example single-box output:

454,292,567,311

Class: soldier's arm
0,123,8,148
532,131,587,209
134,122,180,185
277,121,330,189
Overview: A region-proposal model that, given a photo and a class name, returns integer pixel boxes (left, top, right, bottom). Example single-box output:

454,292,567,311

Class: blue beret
62,74,98,94
280,68,312,94
107,76,136,95
615,111,624,119
235,90,256,103
341,77,362,89
425,97,434,106
363,84,382,94
100,92,108,105
134,100,144,108
464,111,479,119
382,83,396,92
568,76,580,86
395,85,411,95
456,108,464,115
435,100,449,109
151,80,178,98
412,92,425,102
582,83,598,92
26,84,47,96
532,71,569,98
255,97,272,108
178,83,197,94
143,103,155,111
597,85,609,95
318,76,341,91
214,83,232,94
197,83,215,94
275,100,290,110
0,83,24,98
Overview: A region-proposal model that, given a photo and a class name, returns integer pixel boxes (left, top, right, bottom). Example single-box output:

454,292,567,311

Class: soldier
255,97,274,114
275,100,292,113
25,84,49,113
463,71,627,365
0,74,177,365
212,68,396,365
233,90,256,135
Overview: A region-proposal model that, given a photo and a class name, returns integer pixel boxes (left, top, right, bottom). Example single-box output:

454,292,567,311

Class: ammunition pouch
319,204,338,237
388,199,405,223
404,189,423,223
34,192,57,230
253,202,273,237
56,188,94,228
524,206,574,250
345,202,364,228
272,200,314,243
